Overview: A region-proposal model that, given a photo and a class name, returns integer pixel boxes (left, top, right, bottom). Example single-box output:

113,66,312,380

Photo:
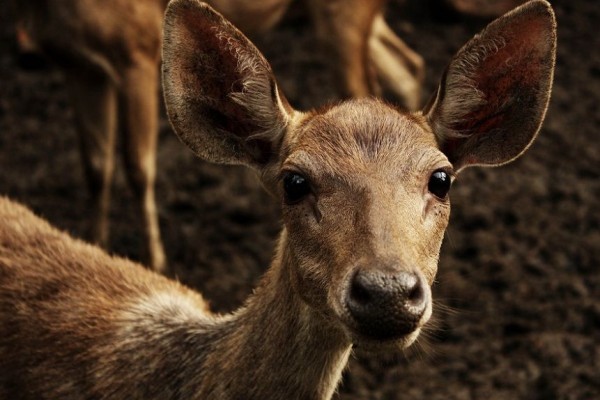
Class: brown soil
0,0,598,398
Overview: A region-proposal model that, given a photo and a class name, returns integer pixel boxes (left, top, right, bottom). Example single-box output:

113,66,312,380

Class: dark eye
283,172,310,204
428,170,451,199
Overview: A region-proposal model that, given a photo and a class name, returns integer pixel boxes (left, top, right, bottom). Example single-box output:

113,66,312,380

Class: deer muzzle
345,267,431,342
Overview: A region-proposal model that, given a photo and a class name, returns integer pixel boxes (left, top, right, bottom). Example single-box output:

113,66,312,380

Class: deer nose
346,268,429,340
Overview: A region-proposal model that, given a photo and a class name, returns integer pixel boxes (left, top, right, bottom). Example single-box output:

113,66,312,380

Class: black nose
346,269,429,340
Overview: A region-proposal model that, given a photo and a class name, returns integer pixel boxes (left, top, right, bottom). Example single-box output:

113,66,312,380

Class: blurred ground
0,0,598,398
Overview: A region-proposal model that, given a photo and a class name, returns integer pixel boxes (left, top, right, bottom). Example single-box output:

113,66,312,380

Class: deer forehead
283,99,448,187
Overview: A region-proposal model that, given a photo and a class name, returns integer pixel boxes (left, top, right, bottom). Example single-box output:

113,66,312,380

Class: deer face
277,100,451,347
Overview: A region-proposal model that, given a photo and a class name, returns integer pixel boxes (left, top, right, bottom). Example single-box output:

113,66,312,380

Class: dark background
0,0,598,398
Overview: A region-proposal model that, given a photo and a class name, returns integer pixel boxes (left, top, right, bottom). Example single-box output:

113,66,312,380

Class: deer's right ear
162,0,293,168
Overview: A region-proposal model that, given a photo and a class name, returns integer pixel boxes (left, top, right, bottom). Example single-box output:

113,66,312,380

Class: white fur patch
123,291,210,327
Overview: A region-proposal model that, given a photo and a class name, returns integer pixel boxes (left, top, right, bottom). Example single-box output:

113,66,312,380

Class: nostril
349,273,372,304
407,276,424,306
408,281,422,300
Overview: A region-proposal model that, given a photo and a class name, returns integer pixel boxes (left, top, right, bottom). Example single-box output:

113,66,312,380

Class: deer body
11,0,170,271
0,197,349,399
0,1,555,398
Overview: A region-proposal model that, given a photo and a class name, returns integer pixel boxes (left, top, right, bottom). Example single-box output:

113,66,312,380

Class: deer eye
428,169,451,199
283,172,310,204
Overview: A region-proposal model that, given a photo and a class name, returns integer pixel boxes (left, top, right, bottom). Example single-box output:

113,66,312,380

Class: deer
0,0,555,398
9,0,424,273
446,0,528,18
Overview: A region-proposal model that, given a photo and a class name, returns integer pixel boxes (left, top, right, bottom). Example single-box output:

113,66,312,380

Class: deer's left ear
423,0,557,172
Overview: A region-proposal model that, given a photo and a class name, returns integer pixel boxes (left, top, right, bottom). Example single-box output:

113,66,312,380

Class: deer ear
162,0,293,168
423,0,556,172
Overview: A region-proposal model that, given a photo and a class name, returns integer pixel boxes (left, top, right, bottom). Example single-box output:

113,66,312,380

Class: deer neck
201,229,352,400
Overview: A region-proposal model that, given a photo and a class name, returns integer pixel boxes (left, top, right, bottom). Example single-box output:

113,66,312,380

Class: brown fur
0,1,556,399
0,197,346,399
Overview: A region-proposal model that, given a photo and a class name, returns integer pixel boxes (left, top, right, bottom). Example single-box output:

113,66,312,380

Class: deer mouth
350,326,425,351
342,303,432,351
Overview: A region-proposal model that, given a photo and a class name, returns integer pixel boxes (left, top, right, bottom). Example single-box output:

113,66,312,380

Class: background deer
0,0,555,398
9,0,424,272
445,0,527,17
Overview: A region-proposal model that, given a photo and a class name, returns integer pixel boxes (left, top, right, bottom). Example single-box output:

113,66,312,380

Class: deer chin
351,327,423,352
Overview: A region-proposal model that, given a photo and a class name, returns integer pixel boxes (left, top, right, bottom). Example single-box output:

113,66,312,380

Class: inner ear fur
424,0,557,171
162,0,293,168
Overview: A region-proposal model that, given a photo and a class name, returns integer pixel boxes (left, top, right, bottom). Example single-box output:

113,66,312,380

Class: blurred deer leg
209,0,292,36
369,13,425,111
446,0,527,17
119,60,165,272
65,69,117,247
306,0,386,98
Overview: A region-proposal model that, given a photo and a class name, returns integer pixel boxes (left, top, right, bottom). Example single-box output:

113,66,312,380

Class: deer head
162,0,555,348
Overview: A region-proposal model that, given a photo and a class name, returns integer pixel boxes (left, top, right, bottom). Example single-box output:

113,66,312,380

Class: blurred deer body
0,1,555,398
13,0,169,271
12,0,423,272
447,0,528,17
